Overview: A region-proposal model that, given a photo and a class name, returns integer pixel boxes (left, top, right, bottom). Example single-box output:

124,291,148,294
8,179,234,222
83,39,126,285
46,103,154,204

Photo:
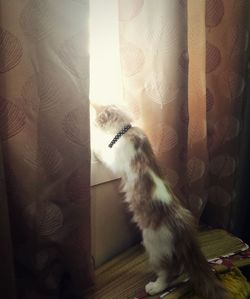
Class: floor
83,229,250,299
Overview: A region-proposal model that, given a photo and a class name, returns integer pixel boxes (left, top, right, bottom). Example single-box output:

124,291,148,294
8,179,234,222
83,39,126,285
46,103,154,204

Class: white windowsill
90,152,120,186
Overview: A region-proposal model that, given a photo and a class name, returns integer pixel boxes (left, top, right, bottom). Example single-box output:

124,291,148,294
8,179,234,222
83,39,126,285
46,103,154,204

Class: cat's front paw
145,280,168,295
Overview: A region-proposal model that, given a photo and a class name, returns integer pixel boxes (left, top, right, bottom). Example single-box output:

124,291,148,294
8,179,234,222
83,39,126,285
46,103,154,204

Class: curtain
232,18,250,245
202,0,248,228
119,0,249,228
0,0,249,297
0,1,93,298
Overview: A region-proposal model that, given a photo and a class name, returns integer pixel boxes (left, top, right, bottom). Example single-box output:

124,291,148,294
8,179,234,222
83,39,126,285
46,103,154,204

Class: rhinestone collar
108,124,132,148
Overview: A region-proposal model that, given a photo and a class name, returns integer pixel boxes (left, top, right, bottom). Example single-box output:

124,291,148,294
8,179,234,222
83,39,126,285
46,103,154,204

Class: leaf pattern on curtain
119,0,190,209
206,0,225,28
0,96,26,140
204,0,248,228
0,0,93,298
0,28,23,73
119,0,249,227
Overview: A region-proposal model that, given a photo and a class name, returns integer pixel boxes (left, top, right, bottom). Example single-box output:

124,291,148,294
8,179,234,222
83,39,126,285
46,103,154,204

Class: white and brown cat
90,104,228,299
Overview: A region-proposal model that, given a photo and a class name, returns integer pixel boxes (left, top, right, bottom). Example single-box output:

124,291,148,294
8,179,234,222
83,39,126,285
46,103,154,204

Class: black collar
108,124,132,148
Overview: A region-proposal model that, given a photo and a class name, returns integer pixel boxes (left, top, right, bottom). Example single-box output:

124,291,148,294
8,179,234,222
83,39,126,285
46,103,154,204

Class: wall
91,179,139,267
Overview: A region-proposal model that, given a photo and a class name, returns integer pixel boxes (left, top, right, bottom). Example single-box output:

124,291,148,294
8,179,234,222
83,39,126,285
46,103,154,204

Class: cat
90,103,229,299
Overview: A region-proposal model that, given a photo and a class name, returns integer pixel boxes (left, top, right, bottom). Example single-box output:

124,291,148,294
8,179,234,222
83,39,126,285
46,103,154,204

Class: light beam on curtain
118,0,249,227
119,0,190,208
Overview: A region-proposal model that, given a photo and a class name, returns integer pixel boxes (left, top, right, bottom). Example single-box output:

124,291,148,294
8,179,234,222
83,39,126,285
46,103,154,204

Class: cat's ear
90,101,104,114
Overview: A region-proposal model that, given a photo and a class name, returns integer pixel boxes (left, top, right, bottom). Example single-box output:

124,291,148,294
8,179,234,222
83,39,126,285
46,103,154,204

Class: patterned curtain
119,0,249,227
203,0,248,228
0,1,93,298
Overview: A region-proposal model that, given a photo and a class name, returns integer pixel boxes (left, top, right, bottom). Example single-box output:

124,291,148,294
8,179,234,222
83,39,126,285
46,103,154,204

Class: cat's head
91,103,132,133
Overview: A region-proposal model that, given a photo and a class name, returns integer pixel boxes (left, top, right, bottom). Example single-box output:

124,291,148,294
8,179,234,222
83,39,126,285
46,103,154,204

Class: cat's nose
90,101,104,114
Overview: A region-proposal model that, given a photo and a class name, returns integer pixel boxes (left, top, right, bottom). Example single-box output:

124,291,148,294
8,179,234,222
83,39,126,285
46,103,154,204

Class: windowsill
91,152,120,186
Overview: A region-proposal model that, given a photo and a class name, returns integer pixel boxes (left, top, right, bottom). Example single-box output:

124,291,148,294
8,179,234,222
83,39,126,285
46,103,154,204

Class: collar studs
108,124,132,148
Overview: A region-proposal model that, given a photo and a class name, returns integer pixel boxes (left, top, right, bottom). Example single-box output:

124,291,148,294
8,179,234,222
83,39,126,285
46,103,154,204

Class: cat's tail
180,235,229,299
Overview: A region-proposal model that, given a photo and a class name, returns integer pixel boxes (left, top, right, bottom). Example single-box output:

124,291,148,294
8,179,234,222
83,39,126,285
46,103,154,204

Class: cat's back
127,126,153,154
125,126,163,177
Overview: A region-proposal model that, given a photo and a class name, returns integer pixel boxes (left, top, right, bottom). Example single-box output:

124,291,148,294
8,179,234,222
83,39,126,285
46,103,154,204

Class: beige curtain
0,1,93,298
119,0,249,227
1,0,248,297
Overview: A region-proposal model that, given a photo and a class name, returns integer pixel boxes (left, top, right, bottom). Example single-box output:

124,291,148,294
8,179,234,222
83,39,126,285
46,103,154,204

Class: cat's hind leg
145,253,175,295
143,227,174,295
145,270,169,295
145,251,183,295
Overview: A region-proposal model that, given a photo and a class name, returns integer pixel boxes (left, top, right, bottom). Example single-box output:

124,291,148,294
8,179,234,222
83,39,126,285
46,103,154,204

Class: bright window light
89,0,124,105
90,0,125,185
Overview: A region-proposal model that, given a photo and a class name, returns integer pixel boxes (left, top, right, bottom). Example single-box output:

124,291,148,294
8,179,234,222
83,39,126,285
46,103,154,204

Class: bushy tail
180,236,229,299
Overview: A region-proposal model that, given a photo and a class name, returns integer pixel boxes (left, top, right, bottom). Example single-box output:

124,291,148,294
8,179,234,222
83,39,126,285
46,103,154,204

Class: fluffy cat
91,104,229,299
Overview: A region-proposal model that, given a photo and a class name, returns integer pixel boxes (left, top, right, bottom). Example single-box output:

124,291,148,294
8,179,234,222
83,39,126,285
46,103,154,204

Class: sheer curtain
0,1,93,298
119,0,249,227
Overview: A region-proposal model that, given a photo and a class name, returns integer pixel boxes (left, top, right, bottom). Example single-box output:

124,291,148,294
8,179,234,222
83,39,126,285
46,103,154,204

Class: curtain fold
203,0,249,228
0,1,93,298
187,0,208,219
0,145,17,298
119,0,249,227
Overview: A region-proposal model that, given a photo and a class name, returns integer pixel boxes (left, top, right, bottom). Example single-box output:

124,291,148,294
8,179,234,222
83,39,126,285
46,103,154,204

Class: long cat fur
91,104,229,299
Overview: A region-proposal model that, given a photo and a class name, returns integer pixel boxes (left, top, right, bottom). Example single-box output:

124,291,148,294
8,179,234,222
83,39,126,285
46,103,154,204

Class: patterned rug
83,229,250,299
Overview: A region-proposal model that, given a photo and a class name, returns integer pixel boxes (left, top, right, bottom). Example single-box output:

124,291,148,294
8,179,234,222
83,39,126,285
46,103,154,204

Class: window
89,0,124,185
